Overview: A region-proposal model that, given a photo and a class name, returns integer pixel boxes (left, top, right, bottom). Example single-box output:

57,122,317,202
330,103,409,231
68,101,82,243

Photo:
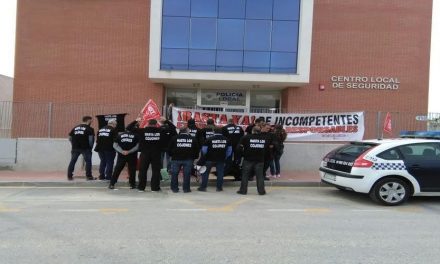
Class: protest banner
171,107,364,141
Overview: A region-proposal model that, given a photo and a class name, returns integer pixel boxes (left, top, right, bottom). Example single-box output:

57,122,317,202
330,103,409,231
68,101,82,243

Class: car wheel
370,178,410,206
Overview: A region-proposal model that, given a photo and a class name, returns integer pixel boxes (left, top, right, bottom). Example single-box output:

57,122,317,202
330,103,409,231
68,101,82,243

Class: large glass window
189,50,216,71
190,18,217,49
244,20,272,51
162,17,190,48
250,91,281,109
161,0,300,74
272,21,299,52
191,0,218,18
219,0,246,19
217,19,244,50
273,0,300,20
245,0,273,19
161,49,188,70
216,50,243,72
167,88,197,107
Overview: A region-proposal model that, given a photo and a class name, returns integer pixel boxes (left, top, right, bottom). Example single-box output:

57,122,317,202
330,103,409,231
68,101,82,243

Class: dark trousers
239,160,265,195
274,154,282,175
170,159,193,192
67,149,92,178
263,158,274,177
98,150,116,180
200,161,225,190
224,151,242,178
138,151,161,191
110,153,137,187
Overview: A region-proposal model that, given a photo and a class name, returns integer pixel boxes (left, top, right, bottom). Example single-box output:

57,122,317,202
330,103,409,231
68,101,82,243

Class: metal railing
0,101,437,140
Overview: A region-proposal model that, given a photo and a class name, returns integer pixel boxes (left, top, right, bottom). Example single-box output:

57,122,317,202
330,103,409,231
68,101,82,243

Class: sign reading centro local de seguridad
172,107,365,141
331,76,400,90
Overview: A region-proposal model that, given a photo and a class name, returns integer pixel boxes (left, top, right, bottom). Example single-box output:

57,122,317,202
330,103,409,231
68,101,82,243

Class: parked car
319,138,440,205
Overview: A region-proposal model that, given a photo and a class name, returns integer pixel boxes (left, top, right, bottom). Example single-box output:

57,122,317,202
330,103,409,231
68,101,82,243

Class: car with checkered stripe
319,138,440,205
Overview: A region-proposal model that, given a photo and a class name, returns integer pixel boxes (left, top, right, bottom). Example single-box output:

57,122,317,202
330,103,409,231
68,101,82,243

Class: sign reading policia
172,107,365,142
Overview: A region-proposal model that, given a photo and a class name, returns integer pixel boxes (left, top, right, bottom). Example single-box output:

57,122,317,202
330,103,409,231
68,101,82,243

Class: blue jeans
161,151,171,171
98,151,116,180
274,156,281,175
200,161,225,190
170,160,193,192
67,149,92,178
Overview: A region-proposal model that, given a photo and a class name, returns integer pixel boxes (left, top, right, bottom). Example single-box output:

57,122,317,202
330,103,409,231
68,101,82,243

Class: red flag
139,99,161,128
383,112,392,135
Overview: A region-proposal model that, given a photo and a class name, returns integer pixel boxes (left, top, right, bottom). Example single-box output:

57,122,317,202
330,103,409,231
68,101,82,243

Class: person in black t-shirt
261,123,278,181
95,119,117,181
236,126,270,195
168,126,199,193
108,129,139,190
67,116,95,181
127,118,163,192
158,117,177,172
199,118,216,145
198,127,232,192
222,118,244,179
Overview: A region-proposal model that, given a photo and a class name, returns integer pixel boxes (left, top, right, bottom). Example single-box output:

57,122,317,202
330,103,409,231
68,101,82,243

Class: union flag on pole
383,112,392,135
139,99,161,128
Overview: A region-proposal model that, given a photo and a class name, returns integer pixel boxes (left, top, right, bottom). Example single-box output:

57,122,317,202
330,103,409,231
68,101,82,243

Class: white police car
319,138,440,205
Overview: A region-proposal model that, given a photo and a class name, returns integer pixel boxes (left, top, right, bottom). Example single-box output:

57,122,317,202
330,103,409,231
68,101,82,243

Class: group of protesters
67,115,287,195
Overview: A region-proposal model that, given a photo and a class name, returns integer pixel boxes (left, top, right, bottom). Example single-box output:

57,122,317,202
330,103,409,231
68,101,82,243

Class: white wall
9,138,342,171
0,74,13,101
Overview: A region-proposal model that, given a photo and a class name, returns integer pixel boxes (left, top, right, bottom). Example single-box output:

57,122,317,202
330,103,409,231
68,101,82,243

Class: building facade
12,0,433,138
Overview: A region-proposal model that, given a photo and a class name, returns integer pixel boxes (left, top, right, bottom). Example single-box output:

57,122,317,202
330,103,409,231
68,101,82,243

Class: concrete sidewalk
0,169,322,187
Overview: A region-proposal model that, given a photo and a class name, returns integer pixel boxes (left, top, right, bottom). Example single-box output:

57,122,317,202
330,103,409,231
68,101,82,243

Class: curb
0,180,327,188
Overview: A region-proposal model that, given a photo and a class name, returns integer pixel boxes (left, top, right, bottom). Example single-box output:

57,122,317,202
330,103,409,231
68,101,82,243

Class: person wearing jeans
198,127,232,192
67,116,95,181
168,126,199,193
95,119,117,180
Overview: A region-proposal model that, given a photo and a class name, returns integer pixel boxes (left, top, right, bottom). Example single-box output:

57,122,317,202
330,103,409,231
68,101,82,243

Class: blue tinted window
216,51,243,72
218,19,244,50
270,52,297,73
246,0,273,19
243,51,270,72
273,0,300,20
161,48,189,70
191,0,218,18
219,0,245,19
190,18,217,49
189,50,216,71
272,21,299,52
245,20,271,51
163,0,190,17
162,17,190,48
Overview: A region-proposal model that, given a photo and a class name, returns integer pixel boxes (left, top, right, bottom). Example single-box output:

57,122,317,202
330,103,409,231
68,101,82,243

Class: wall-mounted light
319,83,325,91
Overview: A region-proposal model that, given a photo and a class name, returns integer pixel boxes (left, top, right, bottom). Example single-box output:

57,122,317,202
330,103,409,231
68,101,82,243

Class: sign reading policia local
331,76,400,90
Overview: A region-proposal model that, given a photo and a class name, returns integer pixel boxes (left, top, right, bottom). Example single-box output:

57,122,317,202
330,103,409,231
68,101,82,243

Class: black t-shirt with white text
116,131,139,151
222,124,244,149
135,126,163,153
168,133,199,160
237,134,269,162
95,125,117,152
203,134,231,162
69,124,94,150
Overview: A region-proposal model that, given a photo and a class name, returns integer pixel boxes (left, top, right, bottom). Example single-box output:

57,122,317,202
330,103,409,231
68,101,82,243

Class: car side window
377,148,402,160
398,143,440,161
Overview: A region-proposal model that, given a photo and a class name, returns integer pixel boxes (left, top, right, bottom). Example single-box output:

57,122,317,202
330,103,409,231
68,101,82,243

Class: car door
399,143,440,192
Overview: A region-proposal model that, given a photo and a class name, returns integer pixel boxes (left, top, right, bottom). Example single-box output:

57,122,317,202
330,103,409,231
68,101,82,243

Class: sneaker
264,177,270,181
86,177,97,181
270,174,275,178
151,188,162,192
67,176,73,181
183,189,192,193
216,188,223,192
197,187,207,192
108,185,115,189
98,176,105,181
171,189,179,193
259,191,266,196
236,191,246,195
276,174,281,178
